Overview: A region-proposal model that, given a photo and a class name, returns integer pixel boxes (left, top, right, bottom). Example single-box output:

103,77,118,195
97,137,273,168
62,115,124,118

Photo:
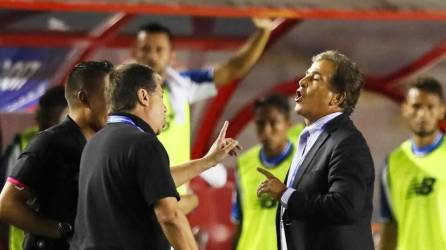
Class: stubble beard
413,127,437,137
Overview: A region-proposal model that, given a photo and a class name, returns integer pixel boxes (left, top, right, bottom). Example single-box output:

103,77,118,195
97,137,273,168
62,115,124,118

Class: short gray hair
312,50,364,115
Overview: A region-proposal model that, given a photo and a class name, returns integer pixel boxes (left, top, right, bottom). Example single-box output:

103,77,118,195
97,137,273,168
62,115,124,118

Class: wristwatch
57,222,73,239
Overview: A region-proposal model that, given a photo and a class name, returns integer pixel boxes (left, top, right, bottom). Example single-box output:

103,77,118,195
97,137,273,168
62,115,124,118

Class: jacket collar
291,113,351,187
109,112,156,135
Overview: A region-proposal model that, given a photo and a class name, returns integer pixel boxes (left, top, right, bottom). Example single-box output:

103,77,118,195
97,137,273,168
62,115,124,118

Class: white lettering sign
0,60,41,91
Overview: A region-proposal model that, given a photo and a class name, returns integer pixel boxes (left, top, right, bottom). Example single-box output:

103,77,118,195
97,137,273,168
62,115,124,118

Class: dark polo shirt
70,112,179,250
9,116,86,250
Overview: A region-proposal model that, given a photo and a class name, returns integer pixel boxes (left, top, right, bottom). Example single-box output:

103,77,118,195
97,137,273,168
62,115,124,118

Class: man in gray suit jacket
257,50,375,250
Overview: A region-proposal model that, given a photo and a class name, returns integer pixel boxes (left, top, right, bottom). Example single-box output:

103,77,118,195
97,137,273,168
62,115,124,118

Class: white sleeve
179,68,217,104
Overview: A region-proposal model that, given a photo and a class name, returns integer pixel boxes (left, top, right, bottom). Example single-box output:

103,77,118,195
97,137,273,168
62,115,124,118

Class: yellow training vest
157,90,190,194
287,123,305,142
236,144,295,250
387,138,446,250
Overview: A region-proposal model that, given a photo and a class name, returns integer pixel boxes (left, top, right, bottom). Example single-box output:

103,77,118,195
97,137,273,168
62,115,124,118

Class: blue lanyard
411,133,443,156
260,141,293,168
107,115,144,132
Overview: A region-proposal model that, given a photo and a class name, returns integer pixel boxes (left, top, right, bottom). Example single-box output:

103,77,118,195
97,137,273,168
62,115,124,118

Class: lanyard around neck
107,115,144,132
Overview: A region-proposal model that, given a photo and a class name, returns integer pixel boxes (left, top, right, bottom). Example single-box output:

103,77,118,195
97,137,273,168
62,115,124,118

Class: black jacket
277,114,375,250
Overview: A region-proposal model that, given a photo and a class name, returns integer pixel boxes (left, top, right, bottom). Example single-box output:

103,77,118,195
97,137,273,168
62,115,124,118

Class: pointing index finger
257,167,275,179
217,121,229,141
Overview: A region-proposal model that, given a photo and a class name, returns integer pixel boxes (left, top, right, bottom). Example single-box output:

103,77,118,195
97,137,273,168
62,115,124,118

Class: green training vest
157,90,190,194
236,143,296,250
386,138,446,250
287,123,305,142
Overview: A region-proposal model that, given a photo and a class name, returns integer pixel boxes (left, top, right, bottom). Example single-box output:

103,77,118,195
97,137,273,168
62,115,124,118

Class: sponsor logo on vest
407,177,436,198
259,193,277,209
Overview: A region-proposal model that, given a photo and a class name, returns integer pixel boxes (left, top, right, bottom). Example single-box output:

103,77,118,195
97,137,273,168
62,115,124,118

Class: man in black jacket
257,50,375,250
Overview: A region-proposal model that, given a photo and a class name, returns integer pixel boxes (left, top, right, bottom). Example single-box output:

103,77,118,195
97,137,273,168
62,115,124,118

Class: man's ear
439,103,446,120
137,88,150,107
330,92,346,107
77,90,89,106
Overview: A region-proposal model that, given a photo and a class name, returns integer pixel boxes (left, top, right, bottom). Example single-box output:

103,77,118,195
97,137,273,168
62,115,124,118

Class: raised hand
204,121,242,165
252,17,280,31
257,167,287,200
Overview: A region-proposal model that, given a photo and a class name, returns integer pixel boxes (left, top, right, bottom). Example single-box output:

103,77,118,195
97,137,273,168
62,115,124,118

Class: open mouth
295,90,303,103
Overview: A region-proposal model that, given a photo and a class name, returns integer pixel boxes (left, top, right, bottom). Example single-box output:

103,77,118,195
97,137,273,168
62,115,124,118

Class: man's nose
416,107,429,119
145,50,157,61
259,124,272,139
298,75,308,88
296,78,306,93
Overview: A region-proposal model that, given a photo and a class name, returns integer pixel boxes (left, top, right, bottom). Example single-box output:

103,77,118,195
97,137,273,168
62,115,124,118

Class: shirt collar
64,115,87,145
109,112,156,135
304,112,343,134
411,132,444,156
259,141,294,169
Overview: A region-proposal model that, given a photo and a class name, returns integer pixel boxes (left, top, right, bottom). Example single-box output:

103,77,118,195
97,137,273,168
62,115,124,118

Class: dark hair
39,85,66,110
106,63,158,113
254,94,291,119
138,22,173,42
312,50,364,115
408,77,444,100
65,60,114,105
36,85,67,130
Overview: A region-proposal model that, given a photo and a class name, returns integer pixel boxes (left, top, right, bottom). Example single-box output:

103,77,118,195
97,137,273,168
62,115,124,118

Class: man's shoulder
23,124,65,153
388,139,411,159
117,127,164,154
238,145,261,164
134,132,162,149
326,116,372,156
329,117,364,142
38,119,80,142
96,125,159,149
240,145,261,158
